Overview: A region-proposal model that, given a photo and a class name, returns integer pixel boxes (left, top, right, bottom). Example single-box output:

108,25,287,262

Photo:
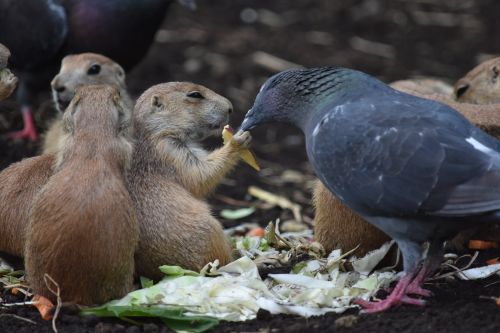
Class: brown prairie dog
129,82,242,280
25,85,137,305
389,78,453,98
133,82,250,199
454,57,500,104
0,43,17,101
0,154,55,257
43,52,131,154
313,181,391,256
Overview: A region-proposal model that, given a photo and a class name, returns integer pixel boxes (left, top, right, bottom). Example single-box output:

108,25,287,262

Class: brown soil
1,0,500,332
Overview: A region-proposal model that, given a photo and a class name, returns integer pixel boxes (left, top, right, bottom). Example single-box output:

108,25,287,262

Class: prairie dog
129,82,246,280
454,57,500,104
0,43,17,101
133,82,250,198
313,180,391,256
0,154,55,257
390,78,453,98
25,85,137,305
43,53,131,154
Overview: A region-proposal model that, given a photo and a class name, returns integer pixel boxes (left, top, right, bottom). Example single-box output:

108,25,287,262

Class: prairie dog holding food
128,82,251,279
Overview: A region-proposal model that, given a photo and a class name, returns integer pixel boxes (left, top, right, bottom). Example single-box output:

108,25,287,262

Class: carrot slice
486,257,500,265
222,125,261,171
246,227,265,237
32,295,54,320
11,288,20,295
468,240,498,250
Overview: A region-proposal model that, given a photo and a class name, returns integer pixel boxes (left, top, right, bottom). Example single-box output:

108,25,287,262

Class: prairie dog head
455,57,500,104
62,84,132,140
134,82,233,142
51,53,126,112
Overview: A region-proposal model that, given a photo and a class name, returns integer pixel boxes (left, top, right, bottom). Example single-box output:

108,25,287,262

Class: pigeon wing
308,96,500,217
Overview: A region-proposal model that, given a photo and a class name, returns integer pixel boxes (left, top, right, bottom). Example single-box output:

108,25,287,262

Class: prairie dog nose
54,85,66,93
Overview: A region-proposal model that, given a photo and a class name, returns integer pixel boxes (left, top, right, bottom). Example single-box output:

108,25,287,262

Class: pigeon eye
87,64,101,75
187,91,204,99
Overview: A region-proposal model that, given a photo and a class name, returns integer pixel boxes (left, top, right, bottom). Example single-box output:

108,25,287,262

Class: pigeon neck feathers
248,67,388,132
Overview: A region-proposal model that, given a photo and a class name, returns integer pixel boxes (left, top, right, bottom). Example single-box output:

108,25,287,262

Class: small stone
334,314,358,328
126,326,141,333
95,322,114,333
281,220,308,232
143,323,159,333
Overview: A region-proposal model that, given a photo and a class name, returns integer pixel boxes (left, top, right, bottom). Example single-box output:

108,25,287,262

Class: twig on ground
43,274,61,333
0,313,37,325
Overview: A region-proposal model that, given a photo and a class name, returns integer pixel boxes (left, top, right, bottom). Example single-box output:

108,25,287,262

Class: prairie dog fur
129,82,244,280
25,85,137,305
43,53,131,154
0,154,55,257
454,57,500,104
133,82,251,198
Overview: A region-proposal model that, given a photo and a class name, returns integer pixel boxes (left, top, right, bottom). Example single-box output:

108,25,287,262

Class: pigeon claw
354,273,429,313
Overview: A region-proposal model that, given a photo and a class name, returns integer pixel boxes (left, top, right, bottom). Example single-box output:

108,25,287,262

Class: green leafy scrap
220,207,255,220
81,304,218,333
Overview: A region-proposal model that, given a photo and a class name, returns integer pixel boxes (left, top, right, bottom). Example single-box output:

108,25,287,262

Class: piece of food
486,257,499,265
468,240,499,250
222,125,261,171
246,227,265,237
32,294,55,320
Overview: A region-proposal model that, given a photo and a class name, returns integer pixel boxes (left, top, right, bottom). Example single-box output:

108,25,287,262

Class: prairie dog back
25,85,138,305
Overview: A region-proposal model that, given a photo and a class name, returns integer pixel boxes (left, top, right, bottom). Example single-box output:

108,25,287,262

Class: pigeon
240,67,500,312
0,0,195,141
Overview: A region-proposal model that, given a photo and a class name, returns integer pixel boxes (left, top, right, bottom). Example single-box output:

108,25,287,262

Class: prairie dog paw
231,131,252,149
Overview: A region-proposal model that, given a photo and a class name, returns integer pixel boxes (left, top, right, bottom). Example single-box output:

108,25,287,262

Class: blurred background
2,0,500,226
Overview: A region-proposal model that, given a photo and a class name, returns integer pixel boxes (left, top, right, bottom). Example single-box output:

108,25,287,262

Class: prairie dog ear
113,93,131,134
150,94,163,112
113,63,125,80
62,93,81,134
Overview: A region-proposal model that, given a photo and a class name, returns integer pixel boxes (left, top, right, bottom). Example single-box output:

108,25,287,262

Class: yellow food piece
222,125,261,171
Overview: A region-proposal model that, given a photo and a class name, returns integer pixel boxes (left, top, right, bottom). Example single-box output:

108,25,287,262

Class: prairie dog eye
87,64,101,75
492,66,499,82
186,91,204,99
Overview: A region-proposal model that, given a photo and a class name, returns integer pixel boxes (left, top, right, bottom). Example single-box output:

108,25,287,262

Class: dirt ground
1,0,500,332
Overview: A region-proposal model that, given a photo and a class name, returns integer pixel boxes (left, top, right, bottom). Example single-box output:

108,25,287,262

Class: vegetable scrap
468,240,498,250
222,125,261,171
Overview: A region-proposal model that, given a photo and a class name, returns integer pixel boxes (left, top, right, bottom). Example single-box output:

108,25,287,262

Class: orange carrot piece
11,287,19,295
246,227,265,237
496,297,500,307
32,295,54,320
486,257,500,265
468,240,499,250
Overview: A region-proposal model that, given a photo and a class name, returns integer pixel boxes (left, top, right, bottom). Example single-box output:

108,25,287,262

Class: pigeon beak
239,109,256,132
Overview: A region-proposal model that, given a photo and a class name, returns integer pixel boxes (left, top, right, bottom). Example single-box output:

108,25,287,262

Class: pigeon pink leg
7,106,39,141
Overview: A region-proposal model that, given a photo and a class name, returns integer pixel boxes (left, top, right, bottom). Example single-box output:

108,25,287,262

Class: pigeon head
240,68,307,131
240,67,353,132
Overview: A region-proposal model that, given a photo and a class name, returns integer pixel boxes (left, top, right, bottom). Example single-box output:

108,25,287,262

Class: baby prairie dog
43,52,131,154
25,85,138,305
454,57,500,104
0,43,17,101
129,82,246,280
